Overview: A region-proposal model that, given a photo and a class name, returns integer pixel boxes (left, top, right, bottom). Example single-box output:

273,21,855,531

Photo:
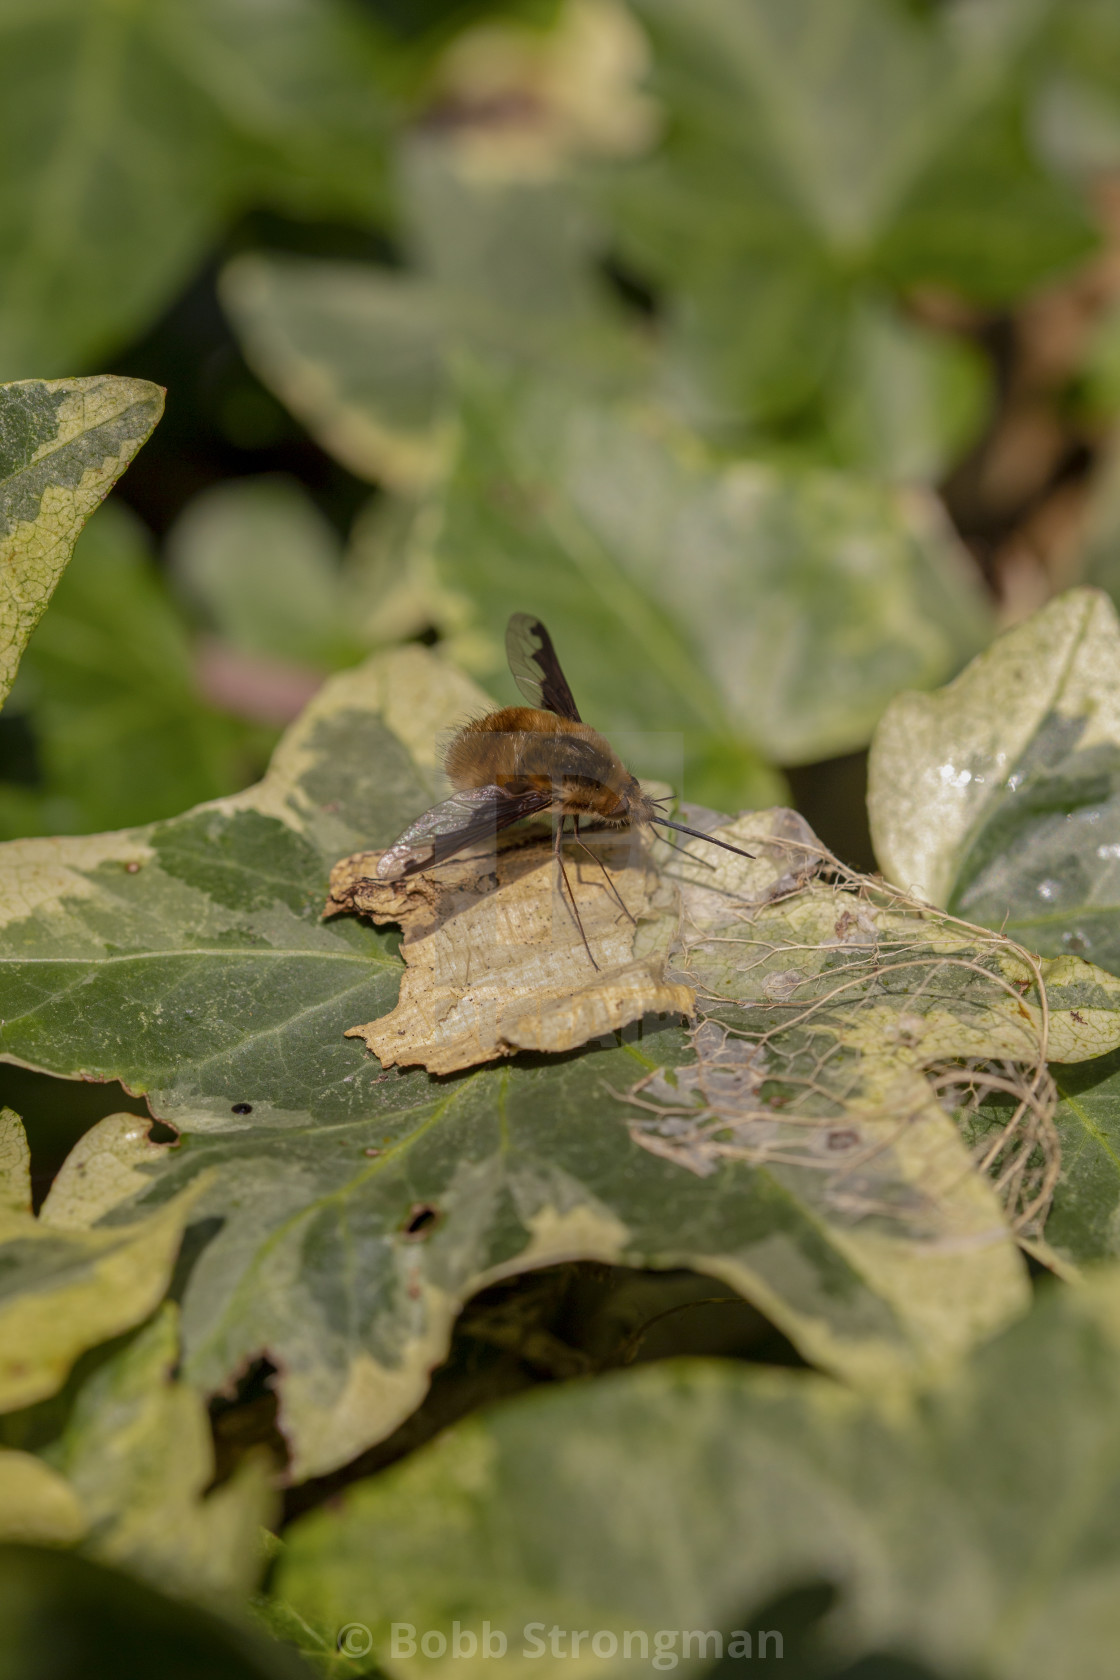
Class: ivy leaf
0,648,1072,1481
0,1450,87,1546
0,500,264,838
270,1262,1120,1680
0,0,396,375
819,296,989,483
0,377,163,710
607,0,1090,447
0,1111,201,1412
1033,1050,1120,1268
166,477,360,672
34,1303,275,1601
424,370,990,791
221,136,643,491
868,588,1120,974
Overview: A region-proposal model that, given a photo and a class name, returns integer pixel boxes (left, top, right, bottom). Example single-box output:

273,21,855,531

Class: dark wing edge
376,785,553,880
505,613,582,722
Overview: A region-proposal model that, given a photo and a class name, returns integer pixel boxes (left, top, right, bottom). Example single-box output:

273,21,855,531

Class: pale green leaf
0,499,264,837
427,369,990,783
221,136,642,490
868,588,1120,973
823,297,989,483
40,1303,275,1599
222,252,454,494
166,476,359,670
0,1448,86,1546
0,1105,30,1213
270,1262,1120,1680
0,377,163,709
0,1114,202,1412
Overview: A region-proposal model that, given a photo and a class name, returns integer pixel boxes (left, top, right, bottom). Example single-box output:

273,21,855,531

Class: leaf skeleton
375,612,755,969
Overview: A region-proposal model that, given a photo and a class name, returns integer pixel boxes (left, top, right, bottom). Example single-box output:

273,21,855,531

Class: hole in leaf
402,1203,440,1239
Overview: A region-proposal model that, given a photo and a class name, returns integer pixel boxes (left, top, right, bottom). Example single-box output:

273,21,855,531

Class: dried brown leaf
327,827,693,1073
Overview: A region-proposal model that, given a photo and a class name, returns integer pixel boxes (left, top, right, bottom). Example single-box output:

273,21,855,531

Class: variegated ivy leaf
416,367,990,802
0,1449,86,1546
34,1304,275,1601
222,136,641,492
0,0,394,376
868,589,1120,975
271,1262,1120,1680
0,645,1095,1482
0,1112,199,1412
868,589,1120,1274
0,376,164,707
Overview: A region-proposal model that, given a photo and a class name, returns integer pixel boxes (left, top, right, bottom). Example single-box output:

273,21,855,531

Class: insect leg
553,815,599,970
571,815,636,924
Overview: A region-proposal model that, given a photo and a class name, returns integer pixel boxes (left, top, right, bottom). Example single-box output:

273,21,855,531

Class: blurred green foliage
0,503,272,838
3,0,1120,841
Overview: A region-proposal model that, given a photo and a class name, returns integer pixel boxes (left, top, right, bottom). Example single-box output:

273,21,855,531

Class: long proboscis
650,817,755,862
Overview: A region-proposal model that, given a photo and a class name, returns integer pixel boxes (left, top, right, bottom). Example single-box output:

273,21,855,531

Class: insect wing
376,785,552,880
505,613,582,722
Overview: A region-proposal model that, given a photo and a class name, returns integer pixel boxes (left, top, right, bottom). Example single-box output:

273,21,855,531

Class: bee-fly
376,612,755,967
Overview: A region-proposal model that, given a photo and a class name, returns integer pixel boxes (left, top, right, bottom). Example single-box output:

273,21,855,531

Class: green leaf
821,297,989,483
0,377,163,711
1046,1050,1120,1266
0,499,267,837
0,0,396,375
166,476,361,670
221,250,454,494
425,369,991,783
868,587,1120,973
0,646,1059,1480
0,1543,317,1680
38,1304,274,1600
605,0,1089,450
270,1263,1120,1680
221,135,642,490
1036,0,1120,176
1075,437,1120,594
632,810,1120,1254
0,1112,201,1412
0,1104,30,1211
0,1450,86,1545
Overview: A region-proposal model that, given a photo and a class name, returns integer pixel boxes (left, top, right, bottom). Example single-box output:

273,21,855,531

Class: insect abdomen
444,708,635,819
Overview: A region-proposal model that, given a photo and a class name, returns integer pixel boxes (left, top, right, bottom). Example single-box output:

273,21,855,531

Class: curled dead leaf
327,826,694,1073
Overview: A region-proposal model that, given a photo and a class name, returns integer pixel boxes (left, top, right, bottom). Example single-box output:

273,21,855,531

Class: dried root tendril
621,821,1061,1242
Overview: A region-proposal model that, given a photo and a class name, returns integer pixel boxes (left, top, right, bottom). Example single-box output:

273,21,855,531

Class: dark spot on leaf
401,1203,439,1240
231,1102,253,1115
